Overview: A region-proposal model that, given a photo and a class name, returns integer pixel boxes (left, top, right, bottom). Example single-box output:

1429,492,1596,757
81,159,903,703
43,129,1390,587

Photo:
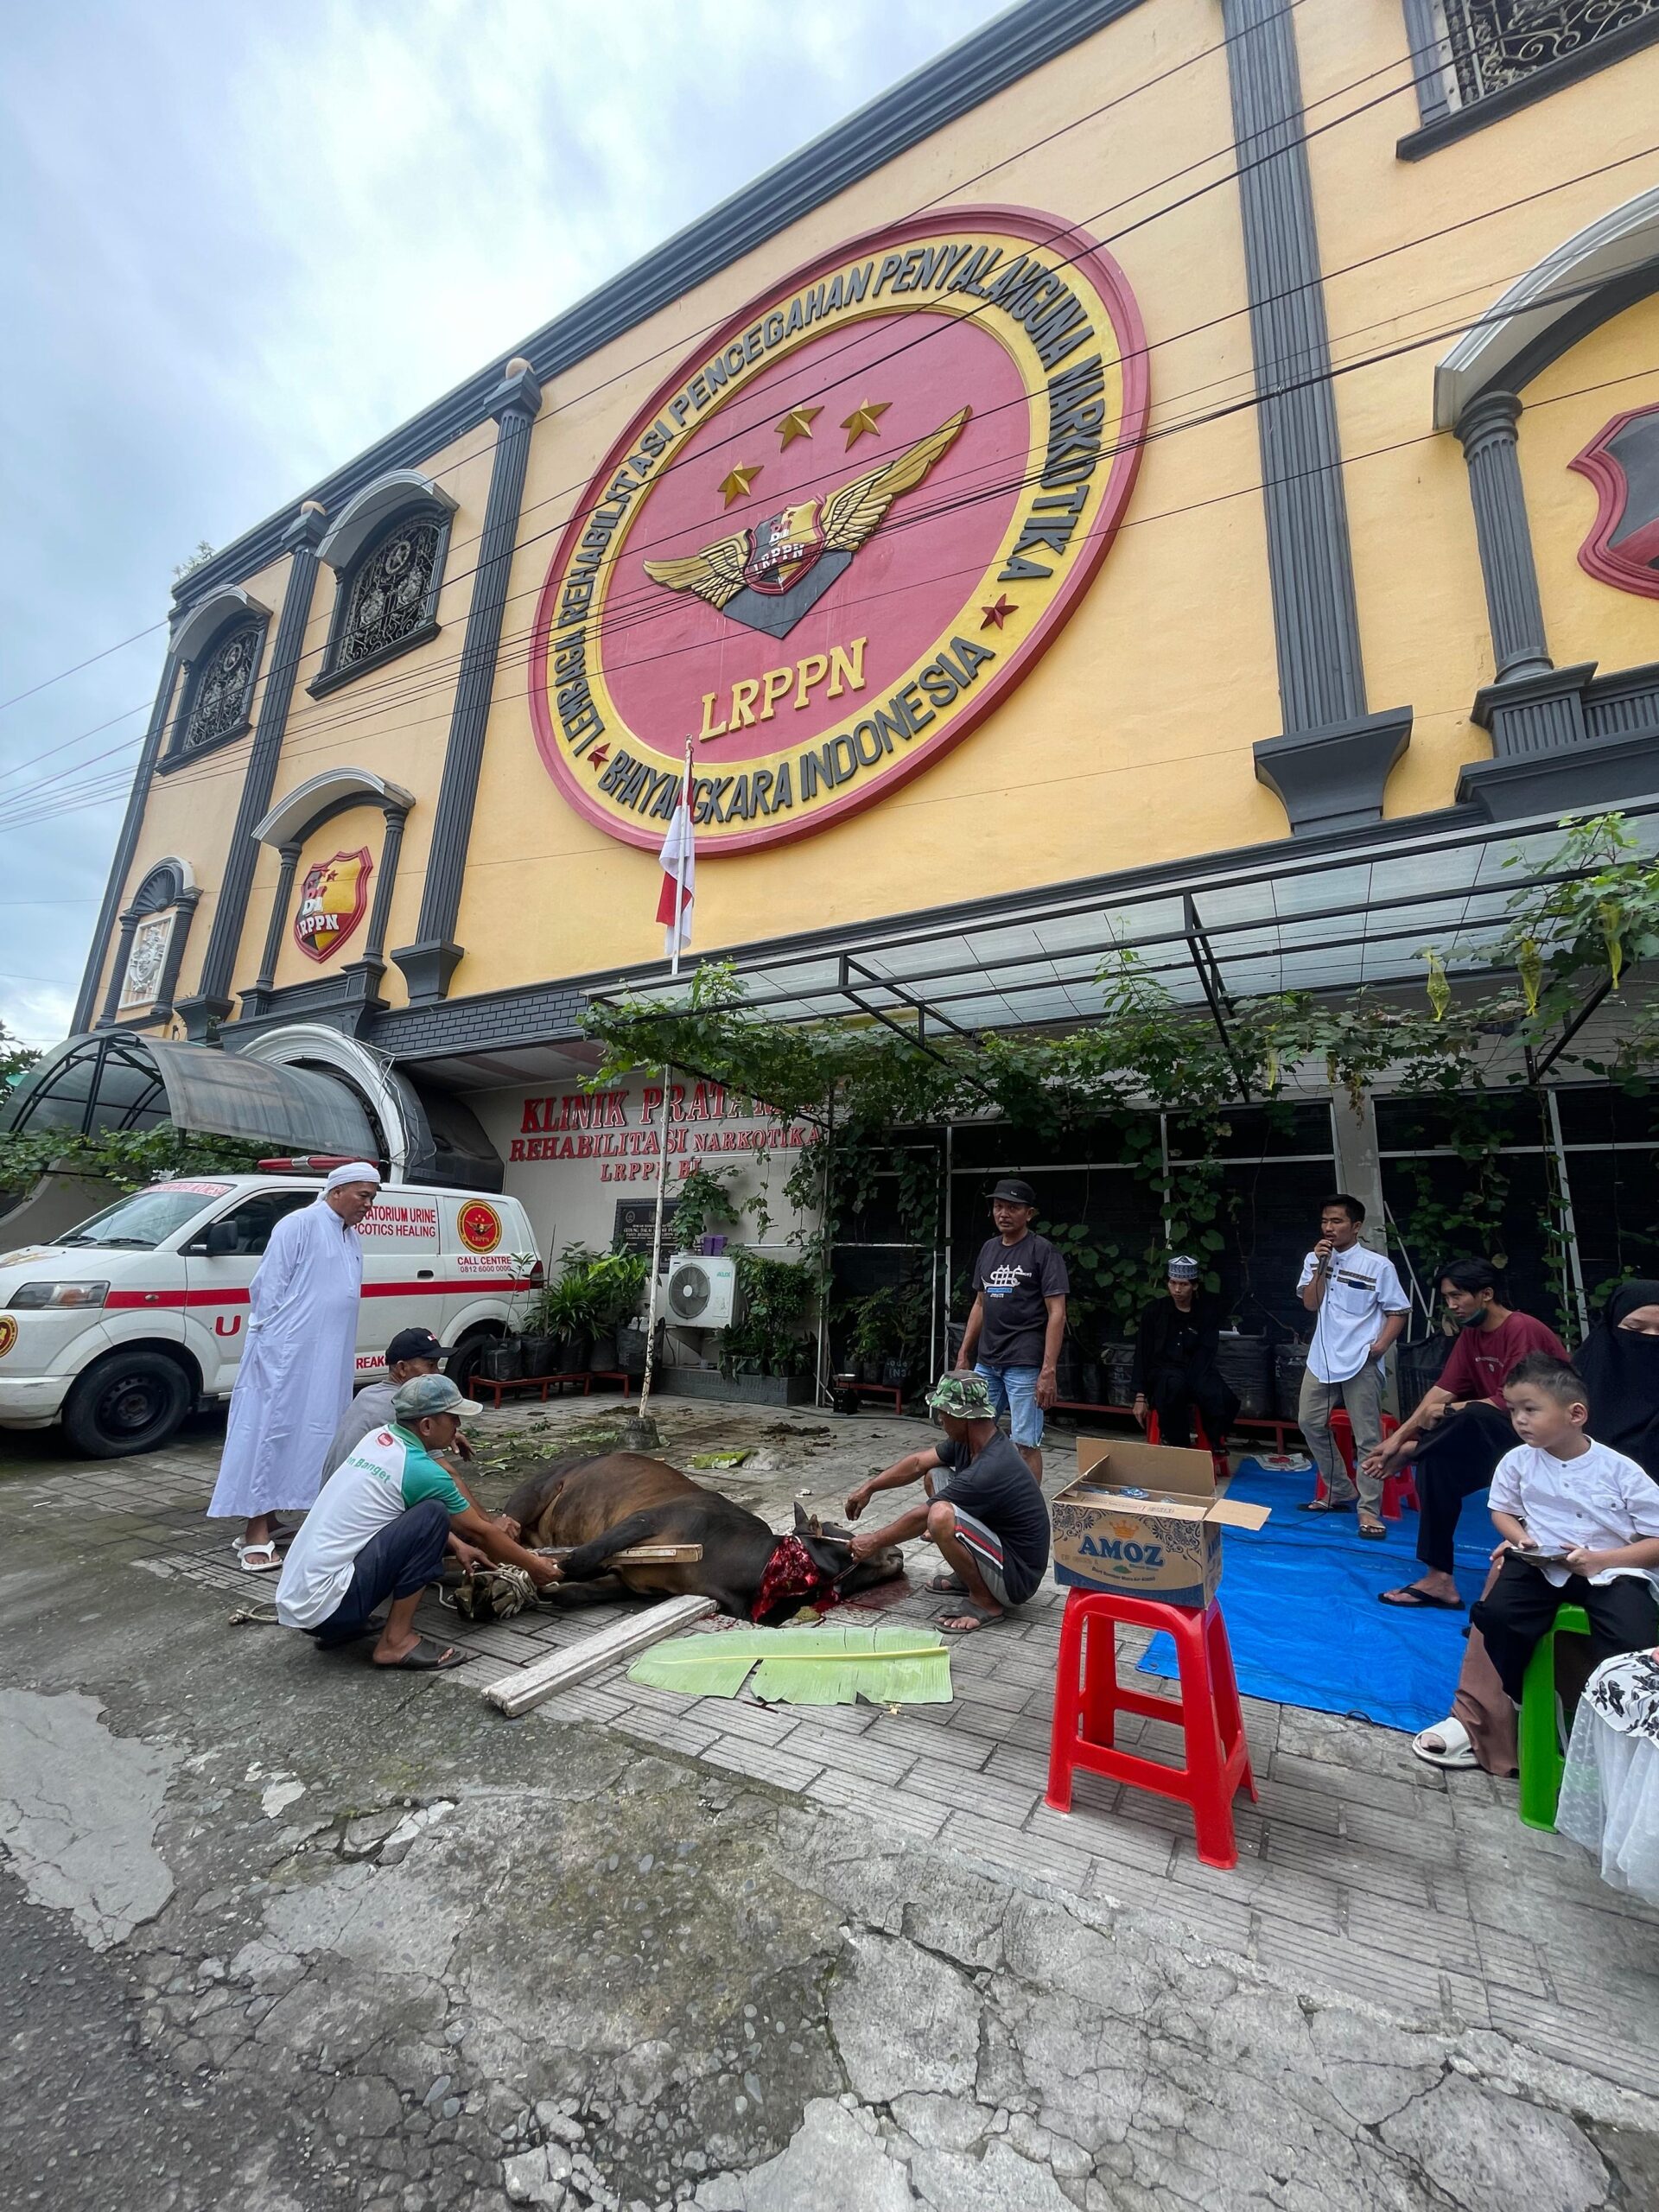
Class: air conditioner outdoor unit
665,1253,740,1329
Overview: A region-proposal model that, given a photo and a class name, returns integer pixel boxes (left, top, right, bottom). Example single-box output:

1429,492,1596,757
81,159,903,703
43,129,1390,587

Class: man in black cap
955,1177,1068,1480
325,1327,461,1475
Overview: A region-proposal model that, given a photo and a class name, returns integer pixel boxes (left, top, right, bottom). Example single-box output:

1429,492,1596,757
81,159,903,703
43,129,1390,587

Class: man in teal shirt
276,1375,561,1669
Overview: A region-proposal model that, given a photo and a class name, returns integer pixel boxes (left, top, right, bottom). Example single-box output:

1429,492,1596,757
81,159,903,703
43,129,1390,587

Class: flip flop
375,1637,467,1672
1411,1718,1478,1770
1298,1498,1355,1514
925,1573,968,1594
938,1605,1004,1636
237,1542,281,1573
1358,1522,1388,1541
1379,1586,1464,1611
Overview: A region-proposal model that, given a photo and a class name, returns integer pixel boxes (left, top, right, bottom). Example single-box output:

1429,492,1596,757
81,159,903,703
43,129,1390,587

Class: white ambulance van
0,1169,540,1456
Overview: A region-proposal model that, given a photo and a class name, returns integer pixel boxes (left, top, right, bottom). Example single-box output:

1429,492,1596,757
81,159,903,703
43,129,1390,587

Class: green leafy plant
721,1249,817,1376
0,1124,271,1198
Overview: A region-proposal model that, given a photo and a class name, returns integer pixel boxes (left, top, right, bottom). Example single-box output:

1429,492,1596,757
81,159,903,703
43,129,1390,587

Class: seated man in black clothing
1370,1259,1568,1611
1131,1255,1237,1452
844,1370,1051,1636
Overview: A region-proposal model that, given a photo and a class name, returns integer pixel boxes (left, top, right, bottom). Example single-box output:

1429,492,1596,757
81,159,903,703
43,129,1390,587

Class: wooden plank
537,1543,703,1566
481,1593,717,1717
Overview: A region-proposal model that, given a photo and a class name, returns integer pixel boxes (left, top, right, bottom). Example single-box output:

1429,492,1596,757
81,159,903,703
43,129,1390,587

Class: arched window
181,616,264,749
310,471,456,696
333,507,447,672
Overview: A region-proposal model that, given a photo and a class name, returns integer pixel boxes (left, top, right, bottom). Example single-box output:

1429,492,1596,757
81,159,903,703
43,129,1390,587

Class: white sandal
237,1541,282,1573
1411,1716,1478,1770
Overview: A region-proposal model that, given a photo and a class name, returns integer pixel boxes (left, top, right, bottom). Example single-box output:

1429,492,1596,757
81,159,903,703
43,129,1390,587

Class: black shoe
1298,1496,1356,1512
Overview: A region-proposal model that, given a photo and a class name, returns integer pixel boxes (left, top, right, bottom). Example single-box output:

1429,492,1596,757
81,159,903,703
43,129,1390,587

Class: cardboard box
1050,1435,1271,1608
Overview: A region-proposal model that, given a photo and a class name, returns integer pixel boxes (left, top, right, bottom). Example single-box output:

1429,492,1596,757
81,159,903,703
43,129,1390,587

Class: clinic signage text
509,1083,813,1184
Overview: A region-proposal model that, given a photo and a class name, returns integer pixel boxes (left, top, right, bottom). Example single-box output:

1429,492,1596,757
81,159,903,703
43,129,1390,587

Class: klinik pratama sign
531,207,1147,850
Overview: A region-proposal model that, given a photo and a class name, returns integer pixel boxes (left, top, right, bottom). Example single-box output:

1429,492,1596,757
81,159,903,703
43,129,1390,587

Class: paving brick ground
41,1391,1659,2107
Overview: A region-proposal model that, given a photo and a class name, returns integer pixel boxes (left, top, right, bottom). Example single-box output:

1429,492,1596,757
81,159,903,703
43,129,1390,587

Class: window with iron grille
179,616,264,750
326,508,447,678
1406,0,1659,131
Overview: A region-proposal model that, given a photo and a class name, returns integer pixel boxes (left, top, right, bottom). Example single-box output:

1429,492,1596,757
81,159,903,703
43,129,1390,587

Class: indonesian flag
654,753,696,956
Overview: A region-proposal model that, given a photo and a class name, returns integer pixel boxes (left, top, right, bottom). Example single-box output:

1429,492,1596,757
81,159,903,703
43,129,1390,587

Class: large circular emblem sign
457,1201,503,1255
531,207,1147,850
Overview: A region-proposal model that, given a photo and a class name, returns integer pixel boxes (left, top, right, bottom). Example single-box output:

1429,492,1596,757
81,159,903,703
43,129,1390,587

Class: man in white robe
208,1162,380,1570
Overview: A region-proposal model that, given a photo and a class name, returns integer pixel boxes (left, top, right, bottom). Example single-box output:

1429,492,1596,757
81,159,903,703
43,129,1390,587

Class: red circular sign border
529,204,1149,855
457,1201,503,1255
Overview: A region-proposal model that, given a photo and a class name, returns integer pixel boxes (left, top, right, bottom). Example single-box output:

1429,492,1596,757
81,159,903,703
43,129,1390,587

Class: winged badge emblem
644,406,970,639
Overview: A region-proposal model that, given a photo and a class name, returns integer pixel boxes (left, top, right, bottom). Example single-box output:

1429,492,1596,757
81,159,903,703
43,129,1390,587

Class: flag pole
632,739,696,1444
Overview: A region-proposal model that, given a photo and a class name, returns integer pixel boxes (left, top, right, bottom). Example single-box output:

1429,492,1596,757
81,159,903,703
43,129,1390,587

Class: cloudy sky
0,0,1006,1048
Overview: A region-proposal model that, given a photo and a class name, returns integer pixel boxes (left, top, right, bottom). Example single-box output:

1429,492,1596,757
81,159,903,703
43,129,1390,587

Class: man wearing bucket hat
843,1370,1051,1634
955,1176,1069,1481
276,1374,561,1670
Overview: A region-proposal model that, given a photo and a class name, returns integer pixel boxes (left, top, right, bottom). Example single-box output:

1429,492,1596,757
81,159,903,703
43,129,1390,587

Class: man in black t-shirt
956,1177,1069,1479
844,1370,1051,1635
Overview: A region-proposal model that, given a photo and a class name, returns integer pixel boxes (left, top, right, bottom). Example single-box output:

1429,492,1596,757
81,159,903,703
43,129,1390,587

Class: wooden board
481,1593,718,1718
537,1543,703,1566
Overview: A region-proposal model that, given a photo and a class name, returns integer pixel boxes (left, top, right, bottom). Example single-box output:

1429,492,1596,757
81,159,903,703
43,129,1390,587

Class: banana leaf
627,1621,952,1706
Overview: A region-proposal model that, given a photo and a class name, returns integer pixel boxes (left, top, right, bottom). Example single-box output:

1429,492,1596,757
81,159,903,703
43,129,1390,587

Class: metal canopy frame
589,803,1659,1091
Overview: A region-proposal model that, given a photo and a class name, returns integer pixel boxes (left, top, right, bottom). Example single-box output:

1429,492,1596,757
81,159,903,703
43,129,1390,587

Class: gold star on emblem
718,462,761,507
775,405,823,448
840,399,891,448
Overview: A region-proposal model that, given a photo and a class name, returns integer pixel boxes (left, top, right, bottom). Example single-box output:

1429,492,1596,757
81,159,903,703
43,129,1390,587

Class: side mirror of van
186,1220,240,1257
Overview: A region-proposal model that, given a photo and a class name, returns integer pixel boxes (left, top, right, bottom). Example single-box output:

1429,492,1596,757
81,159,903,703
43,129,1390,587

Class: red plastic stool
1313,1409,1408,1513
1045,1586,1256,1868
1145,1408,1230,1482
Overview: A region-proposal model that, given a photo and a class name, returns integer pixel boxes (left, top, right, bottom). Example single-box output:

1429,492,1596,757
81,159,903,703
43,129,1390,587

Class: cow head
791,1502,906,1596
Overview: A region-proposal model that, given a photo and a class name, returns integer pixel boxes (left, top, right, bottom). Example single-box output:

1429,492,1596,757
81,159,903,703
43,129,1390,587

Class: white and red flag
654,748,696,957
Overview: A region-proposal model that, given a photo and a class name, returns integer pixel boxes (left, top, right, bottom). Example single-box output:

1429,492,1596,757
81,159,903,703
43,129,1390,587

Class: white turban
324,1160,382,1192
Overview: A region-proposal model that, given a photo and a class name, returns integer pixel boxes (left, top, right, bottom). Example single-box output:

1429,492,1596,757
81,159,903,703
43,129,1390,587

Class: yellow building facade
20,0,1659,1258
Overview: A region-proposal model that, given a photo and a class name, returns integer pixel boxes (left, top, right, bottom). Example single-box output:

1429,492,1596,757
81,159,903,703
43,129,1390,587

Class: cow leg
542,1572,625,1606
556,1508,684,1584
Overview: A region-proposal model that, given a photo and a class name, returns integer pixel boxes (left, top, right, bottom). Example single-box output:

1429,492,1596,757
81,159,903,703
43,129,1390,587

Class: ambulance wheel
62,1349,192,1457
447,1330,497,1394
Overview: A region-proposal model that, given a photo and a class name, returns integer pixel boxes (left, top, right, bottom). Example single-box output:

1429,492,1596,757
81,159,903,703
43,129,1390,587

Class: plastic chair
1518,1602,1592,1832
1312,1408,1408,1514
1045,1586,1256,1869
1144,1408,1230,1481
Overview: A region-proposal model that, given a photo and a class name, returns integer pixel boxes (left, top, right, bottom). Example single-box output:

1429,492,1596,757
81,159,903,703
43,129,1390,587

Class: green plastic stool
1517,1603,1591,1832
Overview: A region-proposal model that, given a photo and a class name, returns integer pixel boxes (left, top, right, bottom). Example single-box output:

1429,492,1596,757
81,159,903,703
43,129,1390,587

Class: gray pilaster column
363,803,408,967
1224,0,1414,836
176,500,327,1039
1457,391,1552,684
251,842,304,995
393,359,542,1006
1224,0,1365,732
99,917,140,1026
154,887,201,1021
72,649,181,1034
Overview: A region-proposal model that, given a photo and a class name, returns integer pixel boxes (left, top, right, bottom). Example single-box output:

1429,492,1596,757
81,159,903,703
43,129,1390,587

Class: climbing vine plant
582,816,1659,1329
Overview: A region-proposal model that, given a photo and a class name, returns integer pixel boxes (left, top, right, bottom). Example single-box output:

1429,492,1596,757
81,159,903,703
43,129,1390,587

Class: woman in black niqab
1577,1280,1659,1481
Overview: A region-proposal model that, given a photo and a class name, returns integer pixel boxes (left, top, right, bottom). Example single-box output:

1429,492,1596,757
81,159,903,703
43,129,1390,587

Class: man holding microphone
1297,1193,1409,1539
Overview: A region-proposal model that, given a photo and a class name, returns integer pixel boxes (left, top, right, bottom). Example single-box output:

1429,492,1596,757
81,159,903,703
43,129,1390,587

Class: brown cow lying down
499,1452,906,1624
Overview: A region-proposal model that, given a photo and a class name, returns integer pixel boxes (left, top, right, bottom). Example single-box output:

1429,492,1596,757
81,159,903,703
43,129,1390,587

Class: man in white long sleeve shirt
207,1162,380,1571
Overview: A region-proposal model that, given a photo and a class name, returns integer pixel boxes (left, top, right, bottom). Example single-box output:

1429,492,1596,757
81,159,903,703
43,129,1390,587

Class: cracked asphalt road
5,1427,1659,2209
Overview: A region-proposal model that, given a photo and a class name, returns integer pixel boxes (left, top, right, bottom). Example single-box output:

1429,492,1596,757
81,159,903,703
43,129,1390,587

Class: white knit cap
324,1160,381,1192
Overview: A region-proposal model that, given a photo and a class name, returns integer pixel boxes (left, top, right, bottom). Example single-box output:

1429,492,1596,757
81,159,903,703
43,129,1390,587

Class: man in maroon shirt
1373,1259,1568,1610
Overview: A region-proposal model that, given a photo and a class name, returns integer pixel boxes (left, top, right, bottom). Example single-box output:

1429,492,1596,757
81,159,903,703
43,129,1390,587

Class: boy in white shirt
1470,1351,1659,1704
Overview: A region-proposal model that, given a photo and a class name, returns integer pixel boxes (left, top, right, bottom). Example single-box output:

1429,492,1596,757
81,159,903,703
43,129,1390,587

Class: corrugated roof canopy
592,805,1659,1079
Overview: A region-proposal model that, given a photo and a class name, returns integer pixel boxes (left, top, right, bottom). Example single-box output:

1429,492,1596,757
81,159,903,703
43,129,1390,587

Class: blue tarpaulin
1136,1456,1496,1734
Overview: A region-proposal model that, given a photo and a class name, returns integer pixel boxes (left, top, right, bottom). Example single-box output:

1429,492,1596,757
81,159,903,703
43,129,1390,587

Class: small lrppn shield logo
293,848,373,963
1571,403,1659,601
